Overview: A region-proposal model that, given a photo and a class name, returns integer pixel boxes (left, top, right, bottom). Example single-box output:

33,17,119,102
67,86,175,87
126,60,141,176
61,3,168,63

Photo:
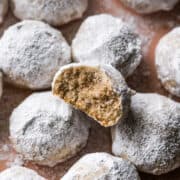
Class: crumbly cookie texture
11,0,88,26
0,71,3,99
0,166,45,180
72,14,142,78
120,0,179,14
0,20,71,90
62,152,140,180
156,27,180,97
10,92,90,167
52,63,132,127
0,0,8,24
112,93,180,175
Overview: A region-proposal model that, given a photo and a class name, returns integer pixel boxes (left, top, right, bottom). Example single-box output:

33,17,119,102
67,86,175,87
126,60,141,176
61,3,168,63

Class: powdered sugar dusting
120,0,179,14
62,153,140,180
11,0,88,26
112,93,180,175
0,20,71,90
9,92,90,167
72,14,142,77
155,27,180,97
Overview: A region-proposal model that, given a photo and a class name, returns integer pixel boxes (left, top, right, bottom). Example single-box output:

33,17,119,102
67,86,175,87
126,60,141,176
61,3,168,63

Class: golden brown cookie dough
52,63,132,127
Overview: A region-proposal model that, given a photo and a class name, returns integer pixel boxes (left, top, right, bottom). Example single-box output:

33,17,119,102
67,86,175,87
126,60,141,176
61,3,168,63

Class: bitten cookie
0,0,8,24
156,27,180,97
10,92,90,167
120,0,179,14
0,166,45,180
112,93,180,175
72,14,142,78
52,63,132,127
11,0,88,26
0,20,71,90
62,152,140,180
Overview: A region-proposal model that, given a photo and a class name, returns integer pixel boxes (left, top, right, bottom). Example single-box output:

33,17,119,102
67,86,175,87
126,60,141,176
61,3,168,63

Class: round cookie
0,166,45,180
156,27,180,97
0,0,8,24
0,71,3,99
72,14,142,78
120,0,179,14
62,152,140,180
111,93,180,175
52,63,132,127
11,0,88,26
10,92,90,167
0,20,71,90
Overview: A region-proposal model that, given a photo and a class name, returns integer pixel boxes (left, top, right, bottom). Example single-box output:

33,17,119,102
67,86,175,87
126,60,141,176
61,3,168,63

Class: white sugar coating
52,63,132,127
0,20,71,90
120,0,179,14
112,93,180,175
0,71,3,99
0,166,45,180
62,152,140,180
11,0,88,26
155,27,180,97
0,0,8,24
10,92,90,167
72,14,142,78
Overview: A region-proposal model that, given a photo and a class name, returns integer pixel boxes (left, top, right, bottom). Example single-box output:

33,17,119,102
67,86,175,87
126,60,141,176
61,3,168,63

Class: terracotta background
0,0,180,179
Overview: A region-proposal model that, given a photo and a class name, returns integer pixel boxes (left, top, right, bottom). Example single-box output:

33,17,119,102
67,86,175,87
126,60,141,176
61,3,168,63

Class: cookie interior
53,66,122,127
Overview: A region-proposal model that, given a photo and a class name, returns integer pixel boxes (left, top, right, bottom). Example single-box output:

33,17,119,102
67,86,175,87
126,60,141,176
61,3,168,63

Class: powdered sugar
62,152,140,180
120,0,179,14
112,93,180,175
72,14,142,78
156,27,180,97
0,166,46,180
10,92,90,167
11,0,88,26
0,20,71,90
